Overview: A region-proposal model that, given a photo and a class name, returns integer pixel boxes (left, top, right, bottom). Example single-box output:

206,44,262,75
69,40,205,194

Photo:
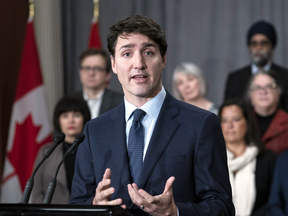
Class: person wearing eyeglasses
224,20,288,113
248,70,288,154
71,49,123,119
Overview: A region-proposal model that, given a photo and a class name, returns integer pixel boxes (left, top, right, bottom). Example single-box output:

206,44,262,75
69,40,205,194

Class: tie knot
133,109,146,122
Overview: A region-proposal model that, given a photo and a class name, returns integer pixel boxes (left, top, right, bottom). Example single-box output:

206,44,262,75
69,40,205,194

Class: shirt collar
125,86,166,122
83,89,105,101
251,61,272,74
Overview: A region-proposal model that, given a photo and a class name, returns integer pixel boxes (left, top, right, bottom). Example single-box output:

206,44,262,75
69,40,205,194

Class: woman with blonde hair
172,63,218,114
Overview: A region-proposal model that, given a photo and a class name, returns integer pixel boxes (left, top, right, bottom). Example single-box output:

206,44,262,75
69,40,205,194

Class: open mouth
132,74,148,82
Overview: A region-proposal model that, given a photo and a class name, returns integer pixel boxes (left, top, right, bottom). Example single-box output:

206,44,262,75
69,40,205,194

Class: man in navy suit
69,14,234,216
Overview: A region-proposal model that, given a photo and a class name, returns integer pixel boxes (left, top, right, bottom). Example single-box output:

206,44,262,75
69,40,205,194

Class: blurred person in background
71,48,123,119
267,149,288,215
248,70,288,154
224,20,288,113
172,62,218,114
219,98,276,216
31,96,90,204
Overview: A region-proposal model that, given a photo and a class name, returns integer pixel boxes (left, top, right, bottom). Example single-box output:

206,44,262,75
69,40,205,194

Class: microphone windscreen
55,132,65,143
75,133,85,143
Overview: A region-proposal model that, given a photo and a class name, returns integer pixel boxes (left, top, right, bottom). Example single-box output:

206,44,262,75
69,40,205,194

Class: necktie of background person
128,109,146,185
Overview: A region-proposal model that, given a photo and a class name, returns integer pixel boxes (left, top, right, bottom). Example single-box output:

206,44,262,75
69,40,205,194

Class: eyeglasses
80,66,106,73
249,40,270,48
250,83,277,92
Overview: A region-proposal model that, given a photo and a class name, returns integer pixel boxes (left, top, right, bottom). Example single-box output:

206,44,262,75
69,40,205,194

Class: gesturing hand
127,176,177,216
92,168,124,207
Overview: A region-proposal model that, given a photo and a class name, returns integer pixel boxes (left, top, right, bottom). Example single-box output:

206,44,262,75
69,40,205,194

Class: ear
111,55,117,75
162,54,167,70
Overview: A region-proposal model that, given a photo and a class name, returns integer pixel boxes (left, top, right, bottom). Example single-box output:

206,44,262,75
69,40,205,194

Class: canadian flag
88,17,102,48
0,17,52,203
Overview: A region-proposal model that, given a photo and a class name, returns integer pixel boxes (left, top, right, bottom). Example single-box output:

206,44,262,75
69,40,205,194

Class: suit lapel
138,92,180,189
106,103,132,186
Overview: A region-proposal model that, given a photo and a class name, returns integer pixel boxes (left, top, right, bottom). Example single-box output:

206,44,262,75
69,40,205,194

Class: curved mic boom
20,133,65,204
43,133,85,204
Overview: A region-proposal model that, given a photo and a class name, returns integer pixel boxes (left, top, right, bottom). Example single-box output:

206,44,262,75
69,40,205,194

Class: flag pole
93,0,99,19
29,0,34,19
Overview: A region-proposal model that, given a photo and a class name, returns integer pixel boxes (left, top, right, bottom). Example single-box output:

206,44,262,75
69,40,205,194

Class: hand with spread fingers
127,176,177,216
93,168,125,207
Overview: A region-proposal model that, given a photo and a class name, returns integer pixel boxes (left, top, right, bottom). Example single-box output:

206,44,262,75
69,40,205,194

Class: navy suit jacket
69,91,235,216
267,150,288,215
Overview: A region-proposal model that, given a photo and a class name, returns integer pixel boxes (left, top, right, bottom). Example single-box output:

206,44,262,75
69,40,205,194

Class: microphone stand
43,133,85,204
20,133,65,204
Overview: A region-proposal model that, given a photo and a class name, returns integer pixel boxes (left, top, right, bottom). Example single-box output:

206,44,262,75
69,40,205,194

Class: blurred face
59,111,84,141
249,73,280,113
175,73,202,101
220,105,248,144
249,34,273,67
111,33,166,106
79,55,111,91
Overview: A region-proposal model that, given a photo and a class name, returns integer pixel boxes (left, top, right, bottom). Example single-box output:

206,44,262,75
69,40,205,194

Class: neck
254,105,277,117
65,136,76,144
226,141,247,158
124,85,162,108
83,87,104,100
185,97,212,110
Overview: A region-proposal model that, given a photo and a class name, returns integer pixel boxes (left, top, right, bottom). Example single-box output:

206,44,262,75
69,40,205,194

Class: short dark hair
53,96,91,133
218,98,264,153
79,48,111,73
107,14,167,58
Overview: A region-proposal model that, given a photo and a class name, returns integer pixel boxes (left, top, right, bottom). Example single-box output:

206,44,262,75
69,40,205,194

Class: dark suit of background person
224,20,288,113
71,89,123,117
71,48,123,119
267,150,288,215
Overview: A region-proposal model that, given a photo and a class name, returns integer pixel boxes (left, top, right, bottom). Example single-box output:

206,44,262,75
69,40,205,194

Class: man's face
111,33,166,104
79,55,111,91
248,34,273,67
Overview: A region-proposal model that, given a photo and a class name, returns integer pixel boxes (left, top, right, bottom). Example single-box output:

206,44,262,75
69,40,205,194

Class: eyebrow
119,43,157,50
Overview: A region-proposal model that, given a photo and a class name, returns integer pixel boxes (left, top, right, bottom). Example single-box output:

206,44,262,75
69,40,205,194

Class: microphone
43,133,85,204
20,133,65,204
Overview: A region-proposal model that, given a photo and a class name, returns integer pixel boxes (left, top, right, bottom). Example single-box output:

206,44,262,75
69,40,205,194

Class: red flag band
88,17,102,49
1,18,52,203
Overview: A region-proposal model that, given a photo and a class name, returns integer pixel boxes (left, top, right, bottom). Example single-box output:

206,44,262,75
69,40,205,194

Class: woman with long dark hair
219,98,276,216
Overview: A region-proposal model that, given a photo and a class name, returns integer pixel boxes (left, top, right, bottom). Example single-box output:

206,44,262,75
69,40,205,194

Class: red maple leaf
7,114,52,192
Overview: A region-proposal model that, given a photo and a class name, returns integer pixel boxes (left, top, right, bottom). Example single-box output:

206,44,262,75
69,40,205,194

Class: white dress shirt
83,90,104,119
124,86,166,161
251,61,272,74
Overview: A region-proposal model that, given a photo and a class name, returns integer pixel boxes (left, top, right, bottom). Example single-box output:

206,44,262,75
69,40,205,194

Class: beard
250,50,272,67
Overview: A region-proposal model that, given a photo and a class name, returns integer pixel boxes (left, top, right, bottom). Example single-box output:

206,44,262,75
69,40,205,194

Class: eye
74,112,82,118
221,119,227,123
145,51,154,56
61,113,68,118
123,52,131,57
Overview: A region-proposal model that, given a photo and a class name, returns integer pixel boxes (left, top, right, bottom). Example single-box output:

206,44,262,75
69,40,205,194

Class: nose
67,115,75,123
133,52,146,70
226,120,234,129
